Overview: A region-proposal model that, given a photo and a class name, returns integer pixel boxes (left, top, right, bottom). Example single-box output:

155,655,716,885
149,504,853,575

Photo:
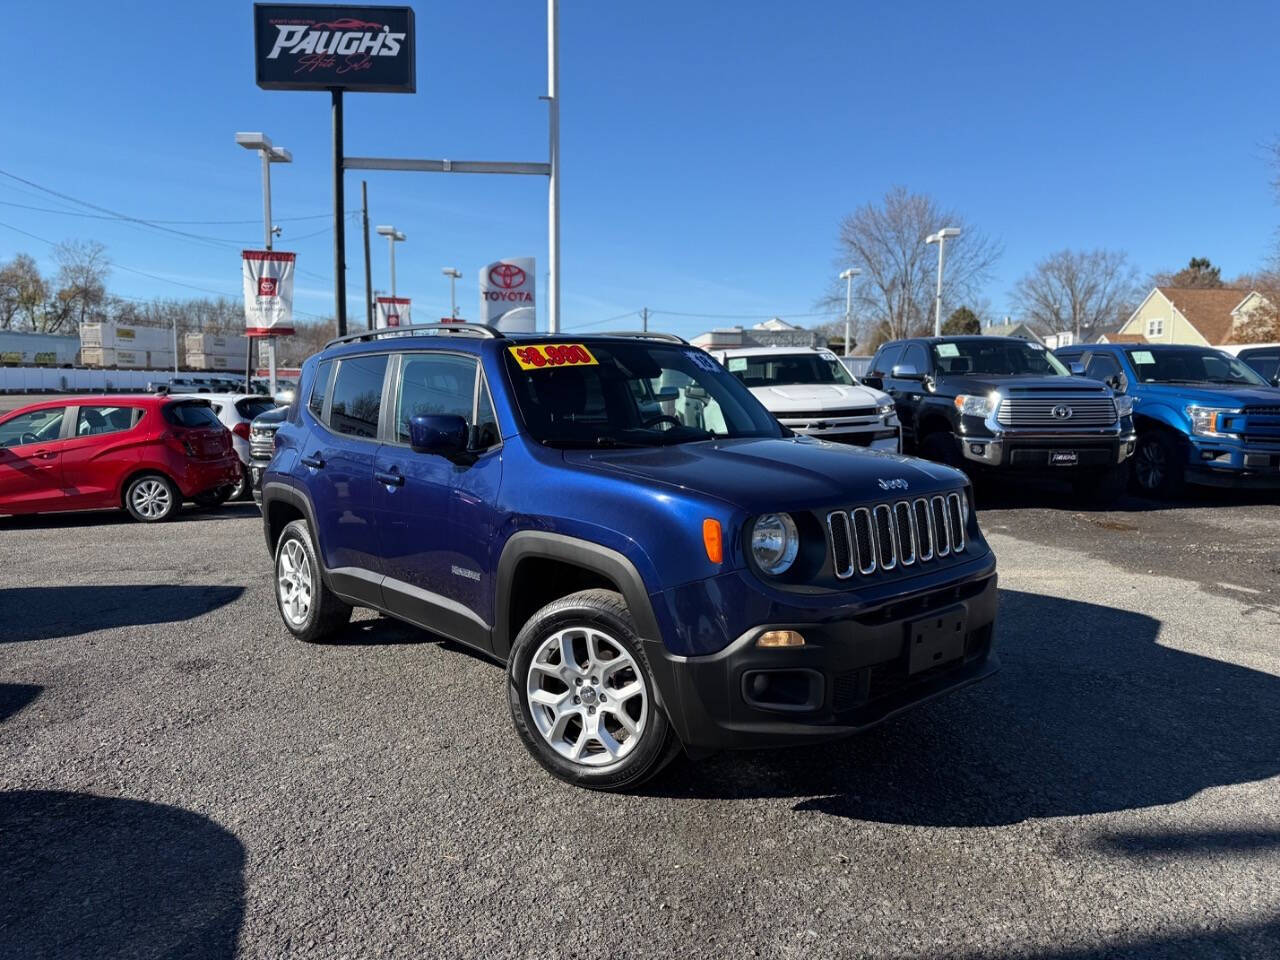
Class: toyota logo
1051,404,1073,420
489,264,527,289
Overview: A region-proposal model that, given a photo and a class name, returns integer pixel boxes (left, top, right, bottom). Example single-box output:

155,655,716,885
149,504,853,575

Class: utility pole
641,307,648,332
839,267,861,356
926,227,961,337
361,180,373,330
547,0,560,332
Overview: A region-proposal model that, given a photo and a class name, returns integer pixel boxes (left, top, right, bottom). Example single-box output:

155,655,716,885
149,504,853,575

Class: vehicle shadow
0,502,259,531
649,588,1280,826
974,473,1280,514
0,683,41,722
1092,828,1280,858
956,917,1280,960
0,790,244,960
0,585,245,643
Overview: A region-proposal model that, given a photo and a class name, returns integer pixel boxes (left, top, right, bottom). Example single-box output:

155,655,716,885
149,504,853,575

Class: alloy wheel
526,626,648,766
131,479,172,519
277,539,313,626
1135,440,1165,491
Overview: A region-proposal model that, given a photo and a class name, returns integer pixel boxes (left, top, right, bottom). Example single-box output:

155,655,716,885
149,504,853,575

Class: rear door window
76,405,139,436
329,354,389,438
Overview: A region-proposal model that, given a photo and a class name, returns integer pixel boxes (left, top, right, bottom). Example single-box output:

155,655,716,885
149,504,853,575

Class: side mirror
1106,374,1128,394
891,363,924,381
409,414,468,455
1068,362,1086,376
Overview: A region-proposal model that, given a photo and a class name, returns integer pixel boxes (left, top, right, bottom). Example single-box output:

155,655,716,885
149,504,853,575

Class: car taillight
232,422,251,441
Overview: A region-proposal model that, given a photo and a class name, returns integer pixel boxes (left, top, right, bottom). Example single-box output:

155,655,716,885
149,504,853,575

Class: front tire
124,474,180,523
1131,431,1184,498
508,589,678,791
274,519,352,642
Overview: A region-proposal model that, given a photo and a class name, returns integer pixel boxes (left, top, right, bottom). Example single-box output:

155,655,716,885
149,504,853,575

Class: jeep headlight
954,393,997,418
750,513,799,575
1186,405,1241,439
1114,395,1135,418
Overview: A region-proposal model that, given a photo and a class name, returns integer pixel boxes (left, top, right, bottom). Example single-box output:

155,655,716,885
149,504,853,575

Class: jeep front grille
827,492,966,578
996,395,1117,427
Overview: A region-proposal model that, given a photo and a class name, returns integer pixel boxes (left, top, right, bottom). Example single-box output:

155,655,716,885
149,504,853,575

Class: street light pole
839,267,861,356
235,132,292,395
925,227,960,337
442,268,462,318
547,0,560,333
375,225,406,324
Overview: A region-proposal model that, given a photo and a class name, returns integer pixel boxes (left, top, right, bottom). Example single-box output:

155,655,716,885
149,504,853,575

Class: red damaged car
0,395,242,522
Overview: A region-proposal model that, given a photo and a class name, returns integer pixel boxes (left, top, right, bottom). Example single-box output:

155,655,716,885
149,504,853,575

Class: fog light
757,630,804,648
969,443,986,456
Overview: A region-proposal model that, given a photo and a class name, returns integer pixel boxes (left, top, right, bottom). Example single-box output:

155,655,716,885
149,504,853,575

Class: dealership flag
242,250,296,336
376,296,411,329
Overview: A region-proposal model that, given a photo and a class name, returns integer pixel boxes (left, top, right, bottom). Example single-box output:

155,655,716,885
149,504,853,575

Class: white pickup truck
708,346,900,451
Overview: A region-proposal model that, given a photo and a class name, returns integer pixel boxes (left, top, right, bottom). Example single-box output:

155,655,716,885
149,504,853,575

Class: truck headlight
1186,405,1241,439
954,393,997,418
878,402,895,419
750,513,799,575
1114,395,1134,418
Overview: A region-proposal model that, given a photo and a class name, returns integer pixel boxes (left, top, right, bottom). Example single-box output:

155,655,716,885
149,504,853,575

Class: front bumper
1185,440,1280,487
643,560,999,754
959,426,1137,470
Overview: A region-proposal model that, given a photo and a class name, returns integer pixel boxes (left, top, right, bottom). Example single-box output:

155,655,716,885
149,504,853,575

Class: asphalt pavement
2,484,1278,959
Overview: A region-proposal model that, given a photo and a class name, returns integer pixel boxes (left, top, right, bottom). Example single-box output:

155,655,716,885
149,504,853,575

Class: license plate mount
906,606,967,675
1049,450,1079,466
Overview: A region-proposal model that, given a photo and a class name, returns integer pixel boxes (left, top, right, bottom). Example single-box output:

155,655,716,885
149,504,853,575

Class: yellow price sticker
508,344,599,371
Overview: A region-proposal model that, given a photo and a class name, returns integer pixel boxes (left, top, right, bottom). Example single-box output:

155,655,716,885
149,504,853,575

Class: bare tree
829,187,1001,348
0,254,49,331
46,240,110,333
1011,249,1142,340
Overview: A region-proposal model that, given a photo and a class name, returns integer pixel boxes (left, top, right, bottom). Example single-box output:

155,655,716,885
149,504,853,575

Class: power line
0,199,351,226
649,308,839,321
564,309,642,331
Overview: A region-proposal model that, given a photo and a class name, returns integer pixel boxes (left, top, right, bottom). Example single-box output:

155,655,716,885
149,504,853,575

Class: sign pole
261,148,278,397
362,180,373,330
547,0,560,333
332,88,348,337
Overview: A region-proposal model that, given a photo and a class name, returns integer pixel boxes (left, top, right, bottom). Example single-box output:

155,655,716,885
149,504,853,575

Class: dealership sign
254,4,416,93
375,296,411,329
479,257,536,332
242,251,296,337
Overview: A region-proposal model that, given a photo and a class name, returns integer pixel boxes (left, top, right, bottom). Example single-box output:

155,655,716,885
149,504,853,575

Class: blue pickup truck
1054,343,1280,494
260,325,999,790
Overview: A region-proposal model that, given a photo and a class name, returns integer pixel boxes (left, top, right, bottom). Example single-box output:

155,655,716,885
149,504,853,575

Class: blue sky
1,1,1277,340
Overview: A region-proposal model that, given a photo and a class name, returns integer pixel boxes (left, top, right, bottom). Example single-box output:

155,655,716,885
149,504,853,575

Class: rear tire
508,589,679,791
274,519,352,642
123,474,180,523
1131,431,1184,498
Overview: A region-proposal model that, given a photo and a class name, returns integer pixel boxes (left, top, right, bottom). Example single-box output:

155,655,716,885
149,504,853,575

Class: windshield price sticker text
509,344,599,370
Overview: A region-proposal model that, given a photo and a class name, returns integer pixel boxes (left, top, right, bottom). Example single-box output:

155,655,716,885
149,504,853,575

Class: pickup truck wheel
508,589,679,791
274,519,352,642
1132,432,1184,498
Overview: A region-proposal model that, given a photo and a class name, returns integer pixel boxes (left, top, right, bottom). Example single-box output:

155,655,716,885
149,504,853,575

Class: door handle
33,450,57,460
301,454,325,469
374,469,405,487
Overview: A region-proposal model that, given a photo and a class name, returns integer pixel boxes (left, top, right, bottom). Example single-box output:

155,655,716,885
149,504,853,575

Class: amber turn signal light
702,518,723,564
757,630,805,648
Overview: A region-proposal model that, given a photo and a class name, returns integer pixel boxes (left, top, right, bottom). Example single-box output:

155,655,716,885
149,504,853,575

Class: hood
564,437,966,514
1134,382,1280,408
749,382,889,411
940,374,1111,395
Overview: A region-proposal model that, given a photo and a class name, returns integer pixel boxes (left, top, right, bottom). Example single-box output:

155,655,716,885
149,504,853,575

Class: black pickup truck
862,336,1137,499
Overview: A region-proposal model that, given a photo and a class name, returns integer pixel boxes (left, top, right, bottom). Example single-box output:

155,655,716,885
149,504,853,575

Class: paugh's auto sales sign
254,4,416,93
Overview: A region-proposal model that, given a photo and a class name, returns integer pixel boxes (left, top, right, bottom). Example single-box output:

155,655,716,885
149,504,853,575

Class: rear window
164,401,223,429
235,397,275,420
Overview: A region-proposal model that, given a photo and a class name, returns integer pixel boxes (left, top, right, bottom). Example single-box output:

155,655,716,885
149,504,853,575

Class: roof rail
324,322,503,350
601,330,688,344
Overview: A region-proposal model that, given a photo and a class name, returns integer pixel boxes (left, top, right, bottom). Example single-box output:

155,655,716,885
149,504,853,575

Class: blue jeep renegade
261,325,999,790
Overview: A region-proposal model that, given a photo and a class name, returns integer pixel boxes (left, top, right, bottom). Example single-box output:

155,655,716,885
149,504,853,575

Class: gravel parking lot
2,484,1278,959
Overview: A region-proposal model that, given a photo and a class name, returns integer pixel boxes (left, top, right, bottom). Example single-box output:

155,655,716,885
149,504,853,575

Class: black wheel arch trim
493,531,662,661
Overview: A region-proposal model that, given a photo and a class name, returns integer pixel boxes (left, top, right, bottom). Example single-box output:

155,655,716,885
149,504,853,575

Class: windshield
1124,348,1269,386
931,340,1069,376
725,351,855,387
503,341,784,448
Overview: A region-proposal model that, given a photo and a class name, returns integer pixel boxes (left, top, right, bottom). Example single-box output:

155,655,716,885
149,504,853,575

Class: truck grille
996,396,1117,427
780,406,877,420
827,492,966,578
